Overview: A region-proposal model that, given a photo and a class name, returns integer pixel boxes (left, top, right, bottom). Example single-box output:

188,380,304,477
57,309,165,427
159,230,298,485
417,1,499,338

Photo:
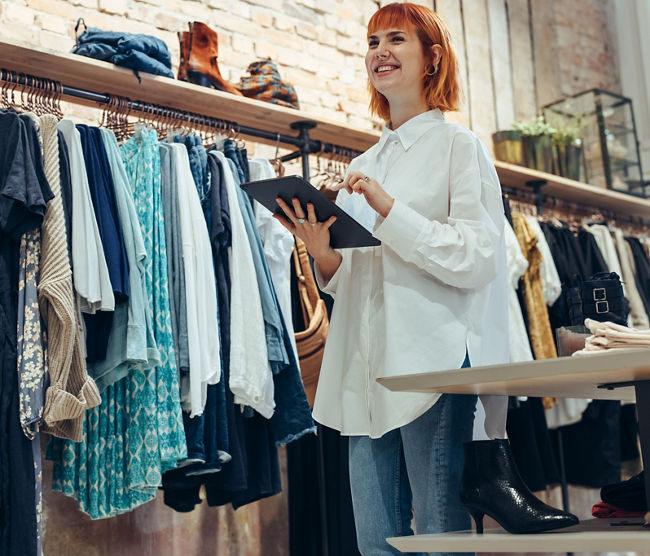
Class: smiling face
365,27,428,106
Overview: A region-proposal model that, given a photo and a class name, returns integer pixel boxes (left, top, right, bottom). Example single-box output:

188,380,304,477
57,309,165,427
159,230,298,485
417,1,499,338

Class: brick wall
0,0,622,143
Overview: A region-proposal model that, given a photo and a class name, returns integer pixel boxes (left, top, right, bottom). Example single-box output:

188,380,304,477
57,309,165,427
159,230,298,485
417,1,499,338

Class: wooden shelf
0,40,380,151
387,519,650,553
495,160,650,219
377,348,650,401
3,40,650,221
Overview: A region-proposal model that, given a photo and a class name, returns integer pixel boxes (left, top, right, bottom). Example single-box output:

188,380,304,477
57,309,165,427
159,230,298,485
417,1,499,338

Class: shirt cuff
314,253,343,297
373,199,430,257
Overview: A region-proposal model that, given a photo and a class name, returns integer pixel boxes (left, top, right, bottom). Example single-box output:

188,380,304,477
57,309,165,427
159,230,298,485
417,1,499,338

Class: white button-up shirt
313,110,509,438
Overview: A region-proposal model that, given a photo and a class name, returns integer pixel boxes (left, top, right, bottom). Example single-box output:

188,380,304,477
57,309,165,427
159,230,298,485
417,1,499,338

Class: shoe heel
186,69,230,93
468,509,484,534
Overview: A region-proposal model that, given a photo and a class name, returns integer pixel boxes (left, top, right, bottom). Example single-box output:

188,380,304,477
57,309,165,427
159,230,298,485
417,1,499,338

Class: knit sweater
38,114,101,442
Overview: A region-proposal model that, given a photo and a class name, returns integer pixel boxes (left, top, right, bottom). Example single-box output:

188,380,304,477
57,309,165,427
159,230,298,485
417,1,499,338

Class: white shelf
387,519,650,553
377,348,650,401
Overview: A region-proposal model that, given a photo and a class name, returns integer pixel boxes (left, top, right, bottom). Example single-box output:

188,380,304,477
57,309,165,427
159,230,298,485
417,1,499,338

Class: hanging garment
159,143,190,375
120,125,187,472
511,213,557,360
57,119,114,315
57,130,74,263
77,124,130,362
210,151,271,416
626,237,650,319
50,127,187,519
613,227,649,328
38,115,98,441
504,221,533,363
86,128,161,391
170,143,220,418
0,109,53,556
227,155,315,444
525,216,562,306
249,158,298,362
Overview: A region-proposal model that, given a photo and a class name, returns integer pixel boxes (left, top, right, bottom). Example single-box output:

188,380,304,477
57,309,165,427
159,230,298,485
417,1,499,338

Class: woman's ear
430,44,443,67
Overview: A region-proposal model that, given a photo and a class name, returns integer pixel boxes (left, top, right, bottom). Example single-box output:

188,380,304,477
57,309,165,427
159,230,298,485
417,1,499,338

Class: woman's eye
368,40,378,47
392,36,404,42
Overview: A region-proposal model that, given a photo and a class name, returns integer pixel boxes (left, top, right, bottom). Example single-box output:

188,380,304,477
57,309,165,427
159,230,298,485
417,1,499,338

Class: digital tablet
240,175,382,249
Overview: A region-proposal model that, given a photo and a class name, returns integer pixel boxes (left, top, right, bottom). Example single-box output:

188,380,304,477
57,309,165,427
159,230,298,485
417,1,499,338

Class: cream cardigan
38,114,100,442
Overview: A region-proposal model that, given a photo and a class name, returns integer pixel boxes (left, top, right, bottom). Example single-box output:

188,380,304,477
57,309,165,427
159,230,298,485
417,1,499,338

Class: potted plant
492,128,524,166
512,116,556,174
551,116,585,181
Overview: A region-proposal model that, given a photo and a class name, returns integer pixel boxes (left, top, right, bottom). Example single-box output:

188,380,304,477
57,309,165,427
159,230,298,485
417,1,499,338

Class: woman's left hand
332,171,394,218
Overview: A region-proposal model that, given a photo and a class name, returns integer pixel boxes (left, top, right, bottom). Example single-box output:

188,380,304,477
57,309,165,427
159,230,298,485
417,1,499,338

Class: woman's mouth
375,64,399,74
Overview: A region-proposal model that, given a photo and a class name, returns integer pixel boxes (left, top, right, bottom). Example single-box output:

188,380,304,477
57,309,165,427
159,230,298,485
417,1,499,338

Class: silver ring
309,222,316,227
297,218,305,224
364,175,370,182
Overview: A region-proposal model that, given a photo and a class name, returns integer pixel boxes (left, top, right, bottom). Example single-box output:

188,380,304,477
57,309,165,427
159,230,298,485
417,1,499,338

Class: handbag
569,271,630,326
293,238,329,408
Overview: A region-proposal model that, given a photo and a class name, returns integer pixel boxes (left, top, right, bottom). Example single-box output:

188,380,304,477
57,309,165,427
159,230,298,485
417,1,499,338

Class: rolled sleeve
314,253,343,297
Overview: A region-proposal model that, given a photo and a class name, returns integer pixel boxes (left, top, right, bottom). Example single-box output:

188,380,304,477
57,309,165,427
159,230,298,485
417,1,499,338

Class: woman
276,3,576,553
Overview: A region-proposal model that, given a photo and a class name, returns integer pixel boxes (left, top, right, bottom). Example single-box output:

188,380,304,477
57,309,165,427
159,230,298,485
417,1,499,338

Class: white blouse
313,110,509,438
171,145,221,418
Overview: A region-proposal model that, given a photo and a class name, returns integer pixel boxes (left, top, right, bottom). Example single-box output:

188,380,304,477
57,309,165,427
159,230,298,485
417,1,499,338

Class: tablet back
240,175,381,249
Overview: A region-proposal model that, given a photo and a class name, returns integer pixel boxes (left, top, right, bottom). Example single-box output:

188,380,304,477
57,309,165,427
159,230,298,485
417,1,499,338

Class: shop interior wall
0,0,625,555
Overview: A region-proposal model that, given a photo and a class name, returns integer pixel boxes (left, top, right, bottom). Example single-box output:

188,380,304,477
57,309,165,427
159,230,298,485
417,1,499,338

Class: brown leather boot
177,22,242,96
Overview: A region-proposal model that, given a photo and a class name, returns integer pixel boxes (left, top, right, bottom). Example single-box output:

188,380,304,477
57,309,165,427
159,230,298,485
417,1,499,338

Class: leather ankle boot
177,22,242,96
460,439,579,534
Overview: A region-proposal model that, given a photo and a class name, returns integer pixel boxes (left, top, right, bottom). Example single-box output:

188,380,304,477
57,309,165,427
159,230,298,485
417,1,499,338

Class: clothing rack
0,67,362,182
1,64,341,556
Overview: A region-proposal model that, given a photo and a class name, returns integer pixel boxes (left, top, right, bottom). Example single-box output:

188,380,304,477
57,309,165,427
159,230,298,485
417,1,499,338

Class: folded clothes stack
573,318,650,355
73,20,174,80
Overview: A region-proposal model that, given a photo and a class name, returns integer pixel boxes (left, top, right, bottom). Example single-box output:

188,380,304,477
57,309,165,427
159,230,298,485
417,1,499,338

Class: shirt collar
377,109,445,152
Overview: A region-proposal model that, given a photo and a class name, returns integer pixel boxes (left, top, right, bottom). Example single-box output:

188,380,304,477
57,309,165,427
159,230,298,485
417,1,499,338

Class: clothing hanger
269,133,285,177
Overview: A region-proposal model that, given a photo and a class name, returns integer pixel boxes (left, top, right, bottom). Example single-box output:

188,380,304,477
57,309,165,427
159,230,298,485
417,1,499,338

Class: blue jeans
349,393,477,556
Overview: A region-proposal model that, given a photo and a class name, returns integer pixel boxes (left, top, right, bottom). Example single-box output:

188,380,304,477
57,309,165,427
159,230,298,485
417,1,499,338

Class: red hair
367,2,460,121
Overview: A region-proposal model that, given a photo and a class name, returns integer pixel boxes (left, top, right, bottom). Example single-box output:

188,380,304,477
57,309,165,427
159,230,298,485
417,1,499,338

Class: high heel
460,439,579,534
467,507,485,534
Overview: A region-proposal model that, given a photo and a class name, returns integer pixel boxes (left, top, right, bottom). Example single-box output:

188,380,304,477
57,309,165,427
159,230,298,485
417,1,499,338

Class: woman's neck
388,98,431,130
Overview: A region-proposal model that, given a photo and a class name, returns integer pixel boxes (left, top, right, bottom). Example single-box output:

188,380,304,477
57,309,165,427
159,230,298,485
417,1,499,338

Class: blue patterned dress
50,127,186,518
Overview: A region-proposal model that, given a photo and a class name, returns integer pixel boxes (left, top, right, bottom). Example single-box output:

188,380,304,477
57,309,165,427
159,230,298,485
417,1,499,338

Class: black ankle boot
460,439,579,534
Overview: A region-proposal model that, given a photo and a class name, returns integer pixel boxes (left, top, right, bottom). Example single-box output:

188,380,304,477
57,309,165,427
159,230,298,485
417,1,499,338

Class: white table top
377,348,650,401
386,518,650,553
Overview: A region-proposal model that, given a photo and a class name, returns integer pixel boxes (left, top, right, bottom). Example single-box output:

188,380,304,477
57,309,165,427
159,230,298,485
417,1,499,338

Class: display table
386,518,650,553
377,348,650,553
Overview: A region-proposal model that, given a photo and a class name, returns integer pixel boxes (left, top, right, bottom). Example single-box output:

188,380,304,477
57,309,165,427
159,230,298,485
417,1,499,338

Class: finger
276,197,298,223
306,203,317,223
324,215,337,229
291,197,306,219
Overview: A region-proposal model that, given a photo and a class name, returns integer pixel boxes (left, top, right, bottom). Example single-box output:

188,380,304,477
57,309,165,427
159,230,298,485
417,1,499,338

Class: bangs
367,4,417,37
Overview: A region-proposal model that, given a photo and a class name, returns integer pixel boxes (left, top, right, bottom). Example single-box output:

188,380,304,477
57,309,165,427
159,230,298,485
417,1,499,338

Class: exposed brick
254,41,278,61
251,6,273,28
231,34,254,55
39,29,74,52
4,2,35,25
295,21,317,40
34,12,68,35
98,0,128,16
69,0,98,8
273,15,295,32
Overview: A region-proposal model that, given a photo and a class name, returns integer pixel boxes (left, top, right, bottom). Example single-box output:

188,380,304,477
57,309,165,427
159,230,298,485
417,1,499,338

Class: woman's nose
376,43,389,58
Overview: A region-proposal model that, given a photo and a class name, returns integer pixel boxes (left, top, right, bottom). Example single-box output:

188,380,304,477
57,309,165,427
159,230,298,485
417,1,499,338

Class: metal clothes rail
0,68,362,181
